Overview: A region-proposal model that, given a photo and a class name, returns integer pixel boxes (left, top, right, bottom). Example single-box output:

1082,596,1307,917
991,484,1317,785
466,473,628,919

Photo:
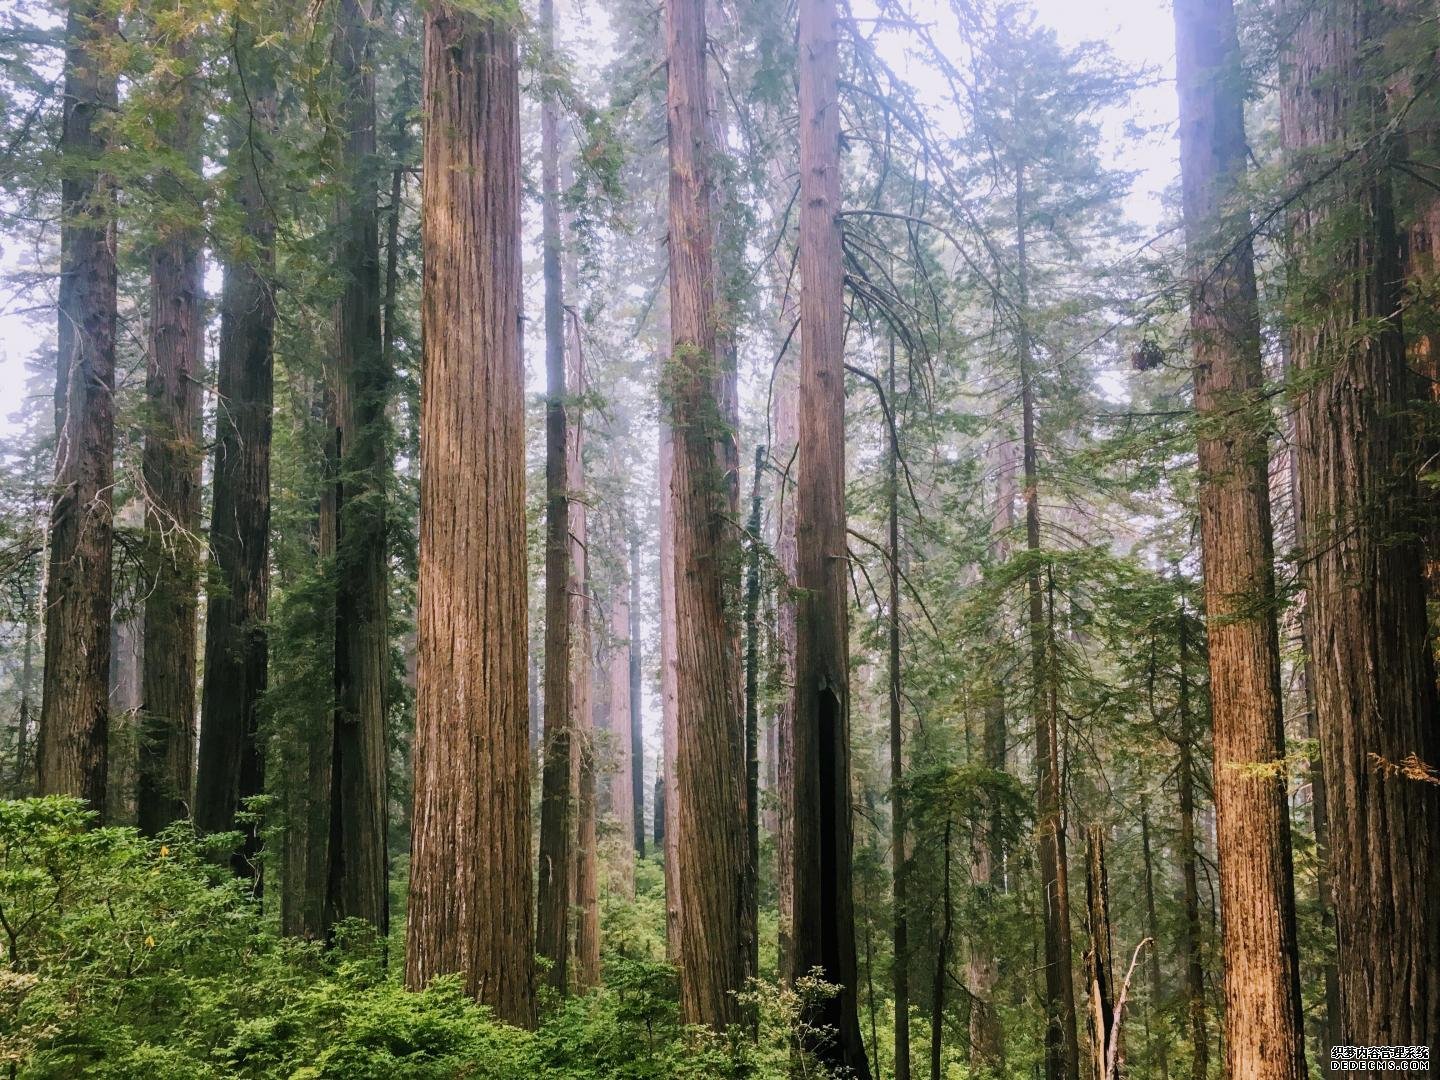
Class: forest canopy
0,0,1437,1076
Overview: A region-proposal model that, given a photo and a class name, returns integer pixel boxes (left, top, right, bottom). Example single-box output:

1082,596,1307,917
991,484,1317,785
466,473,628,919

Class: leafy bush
0,798,831,1079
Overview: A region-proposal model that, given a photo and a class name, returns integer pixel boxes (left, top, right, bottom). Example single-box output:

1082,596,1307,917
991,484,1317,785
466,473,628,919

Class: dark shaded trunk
1176,611,1209,1080
324,0,390,938
37,0,119,813
534,0,573,994
137,26,203,835
886,343,911,1080
788,0,867,1070
405,0,534,1027
1017,166,1079,1080
1140,807,1168,1080
195,44,276,876
744,443,764,987
664,0,751,1027
658,423,681,963
1280,0,1440,1055
629,531,645,858
1175,1,1309,1073
930,818,952,1080
1084,826,1118,1080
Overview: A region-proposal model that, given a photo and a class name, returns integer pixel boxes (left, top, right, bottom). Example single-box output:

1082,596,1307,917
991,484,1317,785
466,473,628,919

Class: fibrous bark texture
788,0,867,1069
195,47,276,872
137,23,202,834
664,0,751,1024
1175,1,1308,1073
1280,0,1440,1053
38,0,119,812
405,1,535,1027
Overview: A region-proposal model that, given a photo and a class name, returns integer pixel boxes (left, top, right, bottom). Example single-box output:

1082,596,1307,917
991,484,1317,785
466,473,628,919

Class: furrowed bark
788,0,868,1068
195,43,276,874
38,0,119,813
405,0,534,1026
137,23,203,835
1280,0,1440,1054
1175,0,1308,1073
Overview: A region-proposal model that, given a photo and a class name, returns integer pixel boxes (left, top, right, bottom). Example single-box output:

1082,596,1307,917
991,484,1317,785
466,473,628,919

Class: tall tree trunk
1140,807,1169,1080
970,428,1015,1078
325,0,390,937
1280,0,1440,1054
405,0,534,1027
744,443,764,987
570,398,600,991
1084,826,1118,1080
1017,166,1080,1080
886,344,911,1080
789,0,867,1070
1176,609,1209,1080
38,0,119,812
1174,1,1309,1074
930,818,953,1080
610,569,635,897
773,346,798,973
629,530,645,858
195,45,276,875
658,423,681,963
1284,361,1342,1066
137,26,203,835
535,0,573,994
664,0,751,1028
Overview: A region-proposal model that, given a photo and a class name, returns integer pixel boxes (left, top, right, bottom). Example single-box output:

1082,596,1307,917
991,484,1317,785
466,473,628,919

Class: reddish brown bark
1175,1,1309,1074
534,0,573,993
137,24,202,835
325,0,390,937
195,48,275,870
38,0,118,812
664,0,751,1022
1280,0,1440,1054
787,0,867,1068
405,0,534,1026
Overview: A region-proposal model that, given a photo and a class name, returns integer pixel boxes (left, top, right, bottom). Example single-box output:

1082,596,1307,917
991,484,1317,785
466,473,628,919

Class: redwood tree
534,0,573,993
195,44,276,866
37,0,119,811
1174,0,1308,1074
136,19,203,834
405,0,534,1027
787,0,869,1069
325,0,390,936
1280,0,1440,1052
664,0,752,1025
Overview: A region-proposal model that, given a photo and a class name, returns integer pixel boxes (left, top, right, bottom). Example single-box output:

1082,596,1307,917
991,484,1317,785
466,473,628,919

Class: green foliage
0,798,845,1079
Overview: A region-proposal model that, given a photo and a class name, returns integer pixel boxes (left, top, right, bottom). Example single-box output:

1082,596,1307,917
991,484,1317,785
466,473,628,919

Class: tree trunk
1174,1,1309,1074
195,44,276,876
1280,0,1440,1055
570,401,600,991
930,818,953,1080
1176,610,1209,1080
610,564,635,897
405,0,534,1026
664,0,751,1027
1140,807,1169,1080
38,0,119,813
658,423,681,963
535,0,573,994
137,25,203,835
1084,826,1118,1080
744,443,764,987
886,343,911,1080
789,0,867,1070
1017,166,1080,1080
629,531,645,858
325,0,390,938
